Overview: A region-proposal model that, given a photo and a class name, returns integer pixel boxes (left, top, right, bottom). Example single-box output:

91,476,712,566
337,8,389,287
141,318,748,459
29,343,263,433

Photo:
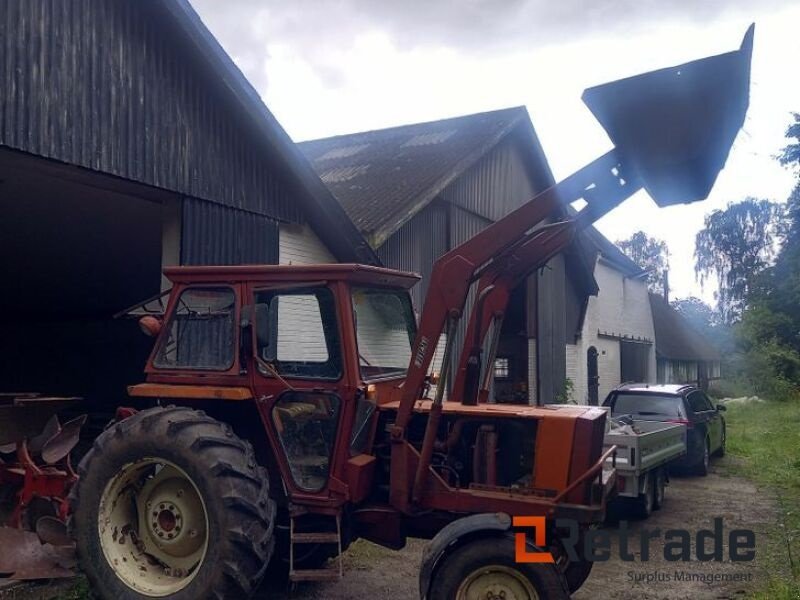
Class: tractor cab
129,263,420,498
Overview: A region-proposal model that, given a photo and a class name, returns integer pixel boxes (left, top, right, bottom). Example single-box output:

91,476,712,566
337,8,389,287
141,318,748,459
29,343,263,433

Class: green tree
694,198,783,323
733,115,800,399
671,296,718,331
615,231,670,294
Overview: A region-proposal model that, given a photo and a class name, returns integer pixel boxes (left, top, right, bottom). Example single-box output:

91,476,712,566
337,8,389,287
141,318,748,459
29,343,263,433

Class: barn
0,0,375,416
299,108,598,404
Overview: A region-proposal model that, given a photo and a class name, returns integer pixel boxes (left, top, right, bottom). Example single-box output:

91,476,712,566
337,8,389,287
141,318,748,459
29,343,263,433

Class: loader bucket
582,25,754,206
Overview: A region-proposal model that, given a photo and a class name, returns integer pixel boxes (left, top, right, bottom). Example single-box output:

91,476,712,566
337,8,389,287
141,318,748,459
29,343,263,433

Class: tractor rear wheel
428,534,569,600
71,406,276,599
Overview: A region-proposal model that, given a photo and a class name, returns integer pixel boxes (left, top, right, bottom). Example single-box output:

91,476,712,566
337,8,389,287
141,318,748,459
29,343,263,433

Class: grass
723,399,800,599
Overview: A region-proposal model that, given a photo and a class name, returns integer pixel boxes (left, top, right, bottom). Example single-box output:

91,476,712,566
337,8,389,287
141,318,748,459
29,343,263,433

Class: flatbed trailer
604,419,686,517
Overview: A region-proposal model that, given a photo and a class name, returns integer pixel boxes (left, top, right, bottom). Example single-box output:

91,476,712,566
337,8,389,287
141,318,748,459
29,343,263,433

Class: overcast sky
191,0,800,305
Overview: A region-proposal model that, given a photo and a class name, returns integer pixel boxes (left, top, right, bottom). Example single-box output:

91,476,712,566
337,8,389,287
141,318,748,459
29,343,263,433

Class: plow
0,394,84,580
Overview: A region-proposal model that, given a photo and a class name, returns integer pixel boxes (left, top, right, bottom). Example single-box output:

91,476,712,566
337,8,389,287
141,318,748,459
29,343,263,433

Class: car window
607,393,684,418
687,391,710,413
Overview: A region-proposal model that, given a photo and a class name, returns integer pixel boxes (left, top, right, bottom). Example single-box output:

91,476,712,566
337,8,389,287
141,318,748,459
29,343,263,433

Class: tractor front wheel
71,406,276,599
428,534,569,600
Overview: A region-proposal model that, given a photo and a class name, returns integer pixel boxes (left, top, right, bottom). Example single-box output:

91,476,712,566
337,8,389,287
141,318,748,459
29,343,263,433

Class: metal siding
536,253,567,404
438,135,537,222
181,198,278,266
0,0,299,222
377,202,448,311
448,206,492,383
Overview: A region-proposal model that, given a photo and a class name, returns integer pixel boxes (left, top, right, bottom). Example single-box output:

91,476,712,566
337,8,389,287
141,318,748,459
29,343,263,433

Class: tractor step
289,513,343,583
291,532,340,544
289,567,342,582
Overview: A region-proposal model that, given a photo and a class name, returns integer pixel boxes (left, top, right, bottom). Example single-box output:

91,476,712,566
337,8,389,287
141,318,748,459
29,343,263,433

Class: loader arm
385,25,753,509
393,149,638,432
392,24,753,439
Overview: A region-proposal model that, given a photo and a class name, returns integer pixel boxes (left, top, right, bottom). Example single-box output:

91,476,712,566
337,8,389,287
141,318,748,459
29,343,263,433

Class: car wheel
714,426,726,457
695,439,710,476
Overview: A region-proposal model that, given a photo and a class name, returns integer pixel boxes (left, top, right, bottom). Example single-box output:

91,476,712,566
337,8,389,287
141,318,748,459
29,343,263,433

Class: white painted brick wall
570,257,657,405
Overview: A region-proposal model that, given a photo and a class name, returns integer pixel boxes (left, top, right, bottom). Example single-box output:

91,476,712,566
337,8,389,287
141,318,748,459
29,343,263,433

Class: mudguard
419,512,512,599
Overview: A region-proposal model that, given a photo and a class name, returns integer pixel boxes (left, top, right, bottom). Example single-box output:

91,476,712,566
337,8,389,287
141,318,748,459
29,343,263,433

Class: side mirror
717,404,727,412
138,315,163,337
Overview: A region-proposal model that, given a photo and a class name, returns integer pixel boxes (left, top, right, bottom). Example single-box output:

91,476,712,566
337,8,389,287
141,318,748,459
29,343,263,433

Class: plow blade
0,397,80,446
582,24,754,207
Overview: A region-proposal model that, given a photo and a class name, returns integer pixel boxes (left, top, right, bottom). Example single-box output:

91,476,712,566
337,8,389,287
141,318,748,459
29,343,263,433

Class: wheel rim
704,443,710,468
456,565,540,600
655,475,664,505
98,457,209,597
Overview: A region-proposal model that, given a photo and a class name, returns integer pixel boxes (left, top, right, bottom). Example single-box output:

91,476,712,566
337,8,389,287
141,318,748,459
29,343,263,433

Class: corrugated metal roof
298,107,529,247
649,293,721,361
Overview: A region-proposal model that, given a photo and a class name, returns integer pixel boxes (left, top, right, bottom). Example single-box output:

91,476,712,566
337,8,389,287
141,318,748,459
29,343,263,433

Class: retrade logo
513,516,756,563
512,516,555,563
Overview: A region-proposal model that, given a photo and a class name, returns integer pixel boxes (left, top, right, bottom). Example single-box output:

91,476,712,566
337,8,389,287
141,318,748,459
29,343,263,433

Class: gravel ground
263,461,778,599
0,459,780,599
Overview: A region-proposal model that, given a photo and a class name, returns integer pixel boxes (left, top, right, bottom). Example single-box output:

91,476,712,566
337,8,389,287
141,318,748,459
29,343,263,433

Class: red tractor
70,29,753,599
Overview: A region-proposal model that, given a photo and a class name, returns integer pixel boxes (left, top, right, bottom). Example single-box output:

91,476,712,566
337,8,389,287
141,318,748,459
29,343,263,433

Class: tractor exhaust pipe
582,24,754,207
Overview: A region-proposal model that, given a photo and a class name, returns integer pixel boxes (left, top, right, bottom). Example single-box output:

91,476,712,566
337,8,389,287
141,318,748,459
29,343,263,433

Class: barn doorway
0,150,165,419
492,284,529,404
587,346,599,406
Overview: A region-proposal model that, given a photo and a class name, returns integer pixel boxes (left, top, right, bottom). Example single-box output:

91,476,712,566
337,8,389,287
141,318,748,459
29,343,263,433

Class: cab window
154,287,236,370
253,286,341,380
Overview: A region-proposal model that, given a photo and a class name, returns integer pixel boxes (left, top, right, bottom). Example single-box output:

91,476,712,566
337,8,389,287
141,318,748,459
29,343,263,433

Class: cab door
245,282,354,497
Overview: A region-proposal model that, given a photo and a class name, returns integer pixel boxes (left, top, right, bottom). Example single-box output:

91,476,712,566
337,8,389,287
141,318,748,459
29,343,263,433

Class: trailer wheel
71,406,276,599
652,469,666,511
428,534,569,600
636,474,654,518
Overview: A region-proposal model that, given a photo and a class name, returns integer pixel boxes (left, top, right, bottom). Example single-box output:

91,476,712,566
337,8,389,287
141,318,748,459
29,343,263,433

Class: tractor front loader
70,27,753,600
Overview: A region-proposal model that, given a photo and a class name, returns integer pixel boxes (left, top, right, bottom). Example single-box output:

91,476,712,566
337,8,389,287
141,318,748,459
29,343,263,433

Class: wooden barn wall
0,0,300,223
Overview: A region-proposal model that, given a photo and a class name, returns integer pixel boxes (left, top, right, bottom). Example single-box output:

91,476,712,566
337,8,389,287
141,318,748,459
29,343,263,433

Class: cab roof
162,263,420,289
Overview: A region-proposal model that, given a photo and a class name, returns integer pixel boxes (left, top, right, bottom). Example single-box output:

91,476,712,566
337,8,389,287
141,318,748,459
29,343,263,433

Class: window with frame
494,357,510,379
253,286,341,380
687,391,710,413
154,287,236,370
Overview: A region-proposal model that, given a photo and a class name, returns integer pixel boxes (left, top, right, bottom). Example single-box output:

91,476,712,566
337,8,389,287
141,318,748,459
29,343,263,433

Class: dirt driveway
0,460,780,599
263,462,778,599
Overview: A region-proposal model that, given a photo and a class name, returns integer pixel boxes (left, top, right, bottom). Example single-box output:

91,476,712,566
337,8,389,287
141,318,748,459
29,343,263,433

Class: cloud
190,0,788,93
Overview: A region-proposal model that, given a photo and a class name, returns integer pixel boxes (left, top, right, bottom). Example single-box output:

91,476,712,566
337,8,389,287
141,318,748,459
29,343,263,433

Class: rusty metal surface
41,414,87,465
35,517,72,548
0,527,74,579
